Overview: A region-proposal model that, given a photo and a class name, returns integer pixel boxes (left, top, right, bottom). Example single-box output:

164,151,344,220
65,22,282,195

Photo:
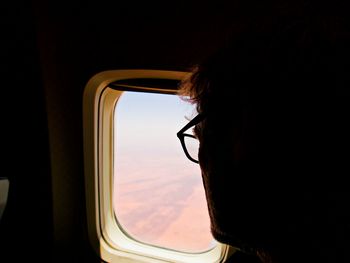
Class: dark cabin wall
0,1,53,262
31,1,237,262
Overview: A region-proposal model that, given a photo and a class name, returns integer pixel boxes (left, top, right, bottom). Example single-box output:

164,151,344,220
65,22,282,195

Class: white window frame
83,69,235,262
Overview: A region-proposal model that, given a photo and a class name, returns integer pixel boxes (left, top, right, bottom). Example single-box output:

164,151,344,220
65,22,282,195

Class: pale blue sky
114,91,197,156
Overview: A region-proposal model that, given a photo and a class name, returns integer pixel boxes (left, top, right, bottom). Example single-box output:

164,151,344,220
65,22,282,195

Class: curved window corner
83,70,230,262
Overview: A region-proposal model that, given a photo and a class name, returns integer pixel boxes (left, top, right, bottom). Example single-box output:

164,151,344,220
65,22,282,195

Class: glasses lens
184,135,199,162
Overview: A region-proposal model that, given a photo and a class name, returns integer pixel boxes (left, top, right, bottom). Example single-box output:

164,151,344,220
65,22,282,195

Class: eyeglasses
177,113,206,164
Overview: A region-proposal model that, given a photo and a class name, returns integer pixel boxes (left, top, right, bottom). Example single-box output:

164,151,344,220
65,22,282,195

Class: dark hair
181,10,350,112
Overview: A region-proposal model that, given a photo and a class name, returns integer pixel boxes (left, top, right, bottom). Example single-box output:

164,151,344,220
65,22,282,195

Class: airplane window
113,91,216,253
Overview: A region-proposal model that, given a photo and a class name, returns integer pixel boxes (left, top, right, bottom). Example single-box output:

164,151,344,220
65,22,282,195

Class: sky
113,91,215,253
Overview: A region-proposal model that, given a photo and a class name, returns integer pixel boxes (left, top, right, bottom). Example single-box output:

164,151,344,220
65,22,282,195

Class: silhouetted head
180,1,350,262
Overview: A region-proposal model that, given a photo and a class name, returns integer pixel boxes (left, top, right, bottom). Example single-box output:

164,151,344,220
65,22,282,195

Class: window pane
113,91,215,253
